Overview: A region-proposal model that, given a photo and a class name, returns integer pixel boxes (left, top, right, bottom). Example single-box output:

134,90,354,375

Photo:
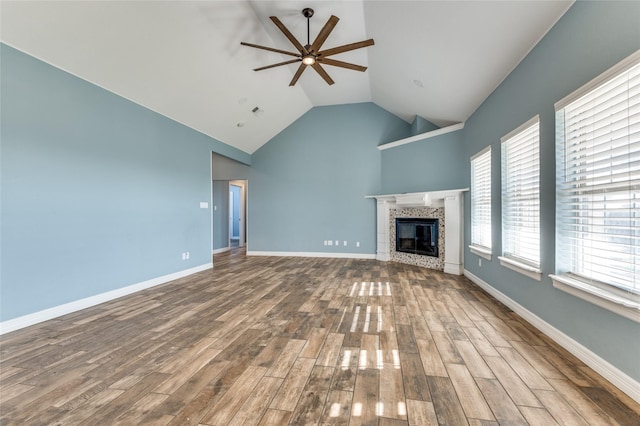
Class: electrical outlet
335,240,339,246
324,240,328,246
343,241,347,246
328,240,333,246
186,252,190,260
356,241,360,247
479,258,482,267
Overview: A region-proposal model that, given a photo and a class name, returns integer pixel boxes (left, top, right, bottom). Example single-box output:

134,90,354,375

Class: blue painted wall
411,116,440,135
380,131,465,194
0,44,243,321
461,1,640,381
212,153,251,181
248,103,404,254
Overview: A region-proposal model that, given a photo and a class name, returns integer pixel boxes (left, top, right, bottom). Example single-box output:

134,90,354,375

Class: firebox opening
395,218,439,257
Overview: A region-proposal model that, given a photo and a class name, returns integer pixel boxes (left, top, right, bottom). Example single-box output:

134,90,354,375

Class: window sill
499,256,542,281
549,274,640,323
469,245,492,260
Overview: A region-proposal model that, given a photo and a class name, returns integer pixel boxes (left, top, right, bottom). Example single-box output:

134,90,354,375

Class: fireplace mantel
366,189,469,275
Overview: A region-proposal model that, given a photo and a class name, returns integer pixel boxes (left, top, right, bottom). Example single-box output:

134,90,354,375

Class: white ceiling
0,1,573,155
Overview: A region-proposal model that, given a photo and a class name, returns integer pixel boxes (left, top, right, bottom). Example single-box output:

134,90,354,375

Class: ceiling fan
241,8,374,86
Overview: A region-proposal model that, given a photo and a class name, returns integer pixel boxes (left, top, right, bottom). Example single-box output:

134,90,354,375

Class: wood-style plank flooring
1,248,639,425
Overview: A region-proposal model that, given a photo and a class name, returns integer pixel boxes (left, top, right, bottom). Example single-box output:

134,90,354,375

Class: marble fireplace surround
391,207,445,270
366,189,468,275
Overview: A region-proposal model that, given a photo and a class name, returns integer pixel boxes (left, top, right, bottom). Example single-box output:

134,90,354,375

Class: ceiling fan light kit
241,8,374,86
302,55,316,65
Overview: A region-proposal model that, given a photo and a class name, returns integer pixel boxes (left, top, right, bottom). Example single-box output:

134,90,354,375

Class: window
470,146,492,259
499,116,541,280
552,50,640,322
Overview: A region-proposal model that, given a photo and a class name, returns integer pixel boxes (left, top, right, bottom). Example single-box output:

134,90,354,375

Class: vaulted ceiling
0,1,573,154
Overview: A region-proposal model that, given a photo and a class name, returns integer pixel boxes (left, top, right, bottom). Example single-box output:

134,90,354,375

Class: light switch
200,202,209,209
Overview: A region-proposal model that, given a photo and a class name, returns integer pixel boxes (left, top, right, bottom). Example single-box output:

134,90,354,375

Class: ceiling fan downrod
302,8,315,64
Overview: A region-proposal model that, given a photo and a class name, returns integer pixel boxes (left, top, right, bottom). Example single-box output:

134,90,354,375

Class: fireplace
366,189,468,274
396,218,439,257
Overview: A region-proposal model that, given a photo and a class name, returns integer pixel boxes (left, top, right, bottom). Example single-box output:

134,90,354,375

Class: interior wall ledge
377,122,465,151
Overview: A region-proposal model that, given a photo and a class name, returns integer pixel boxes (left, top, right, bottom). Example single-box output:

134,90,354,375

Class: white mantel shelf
366,189,469,275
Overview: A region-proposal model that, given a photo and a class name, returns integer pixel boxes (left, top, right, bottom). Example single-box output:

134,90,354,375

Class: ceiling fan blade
319,39,375,57
309,15,339,54
254,59,301,71
240,42,300,58
270,16,307,54
289,63,307,86
318,58,367,72
311,62,335,85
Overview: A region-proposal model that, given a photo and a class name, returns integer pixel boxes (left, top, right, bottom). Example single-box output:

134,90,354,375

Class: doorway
229,180,247,248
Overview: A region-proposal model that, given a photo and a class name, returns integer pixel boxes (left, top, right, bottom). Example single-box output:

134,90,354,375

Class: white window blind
555,53,640,295
501,116,540,269
471,147,492,253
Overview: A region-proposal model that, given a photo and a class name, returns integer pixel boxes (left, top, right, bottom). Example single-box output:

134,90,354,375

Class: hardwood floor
1,249,639,425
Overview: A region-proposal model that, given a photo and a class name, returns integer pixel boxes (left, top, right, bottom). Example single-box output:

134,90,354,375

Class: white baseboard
212,247,230,254
444,262,464,275
0,263,213,335
247,250,376,260
464,269,640,404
